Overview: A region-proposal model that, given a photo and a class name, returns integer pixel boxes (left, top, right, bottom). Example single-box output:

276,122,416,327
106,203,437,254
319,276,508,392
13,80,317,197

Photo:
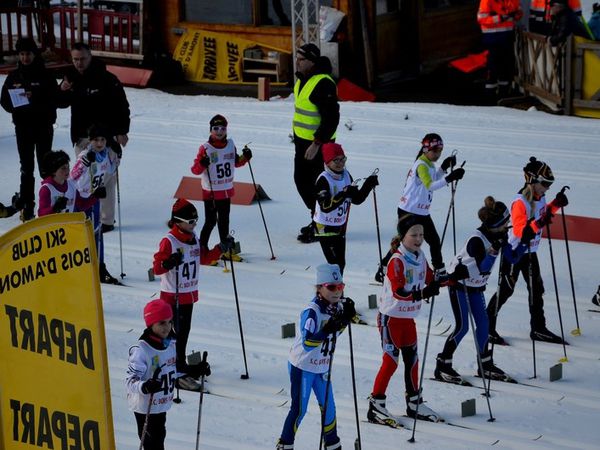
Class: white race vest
74,148,118,198
126,339,178,414
448,230,494,288
200,140,236,192
41,180,77,213
508,194,546,253
313,170,352,228
378,245,427,318
288,301,342,374
159,234,201,294
398,158,446,215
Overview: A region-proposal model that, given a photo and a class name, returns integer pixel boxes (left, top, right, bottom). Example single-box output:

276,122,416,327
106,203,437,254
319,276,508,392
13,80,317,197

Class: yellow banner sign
0,213,115,450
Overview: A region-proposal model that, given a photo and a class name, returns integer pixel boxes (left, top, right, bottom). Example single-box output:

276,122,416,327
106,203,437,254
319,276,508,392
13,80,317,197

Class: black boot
530,327,569,345
99,263,120,285
592,285,600,307
434,355,470,385
478,352,515,382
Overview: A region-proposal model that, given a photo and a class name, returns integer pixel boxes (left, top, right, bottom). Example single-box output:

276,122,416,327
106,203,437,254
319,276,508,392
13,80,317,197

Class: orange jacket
478,0,523,33
530,0,582,24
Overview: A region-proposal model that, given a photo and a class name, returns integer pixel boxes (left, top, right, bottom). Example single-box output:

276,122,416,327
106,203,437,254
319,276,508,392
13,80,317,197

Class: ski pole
371,168,383,267
195,351,209,450
347,322,362,449
440,158,465,248
546,222,568,362
319,331,337,450
173,249,183,404
487,246,505,392
228,236,250,379
559,186,580,336
527,243,538,379
408,286,438,442
139,364,164,450
457,261,495,421
244,147,276,260
116,167,125,278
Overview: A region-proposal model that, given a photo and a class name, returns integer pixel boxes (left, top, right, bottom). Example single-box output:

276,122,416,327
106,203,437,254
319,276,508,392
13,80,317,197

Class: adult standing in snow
277,263,355,450
1,37,58,221
547,0,590,46
293,43,340,243
486,157,569,345
58,42,130,233
477,0,523,102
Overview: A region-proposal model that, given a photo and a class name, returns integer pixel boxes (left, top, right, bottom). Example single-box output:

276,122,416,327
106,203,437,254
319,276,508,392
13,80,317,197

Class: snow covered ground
1,79,600,449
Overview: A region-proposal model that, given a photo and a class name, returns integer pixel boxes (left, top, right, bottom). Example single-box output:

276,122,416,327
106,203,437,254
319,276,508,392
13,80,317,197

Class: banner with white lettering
173,29,287,84
0,213,115,450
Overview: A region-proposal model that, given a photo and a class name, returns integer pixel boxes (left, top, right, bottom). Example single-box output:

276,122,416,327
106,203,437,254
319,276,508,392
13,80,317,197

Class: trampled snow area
1,80,600,449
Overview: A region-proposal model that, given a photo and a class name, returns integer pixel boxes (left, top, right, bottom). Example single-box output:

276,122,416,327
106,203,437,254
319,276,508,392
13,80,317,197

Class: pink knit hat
143,299,173,327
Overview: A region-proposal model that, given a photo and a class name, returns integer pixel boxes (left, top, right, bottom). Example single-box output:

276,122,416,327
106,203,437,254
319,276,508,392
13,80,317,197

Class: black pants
172,303,193,371
16,123,54,213
486,251,547,334
134,411,166,450
318,234,346,274
482,31,515,85
293,137,323,214
200,198,230,248
396,209,444,270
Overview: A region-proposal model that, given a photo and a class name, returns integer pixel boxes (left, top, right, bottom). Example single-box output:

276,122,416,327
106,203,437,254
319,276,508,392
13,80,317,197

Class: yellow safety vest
293,74,337,141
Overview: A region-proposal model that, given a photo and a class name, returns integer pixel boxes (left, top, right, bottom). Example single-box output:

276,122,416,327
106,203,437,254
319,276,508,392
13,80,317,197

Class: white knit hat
316,263,343,285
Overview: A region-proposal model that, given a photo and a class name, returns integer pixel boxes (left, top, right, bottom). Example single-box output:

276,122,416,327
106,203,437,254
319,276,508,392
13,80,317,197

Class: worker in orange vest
529,0,582,34
477,0,523,103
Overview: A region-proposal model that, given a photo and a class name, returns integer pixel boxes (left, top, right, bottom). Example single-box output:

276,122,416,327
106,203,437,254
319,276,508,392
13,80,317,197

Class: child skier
435,196,529,384
38,150,94,216
313,142,378,273
277,263,356,450
375,133,465,282
486,157,569,345
368,216,442,426
190,114,252,264
126,299,211,450
152,198,217,379
70,124,120,284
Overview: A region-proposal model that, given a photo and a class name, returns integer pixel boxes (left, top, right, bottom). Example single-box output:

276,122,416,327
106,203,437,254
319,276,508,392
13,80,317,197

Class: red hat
171,198,198,222
143,299,173,327
322,142,345,164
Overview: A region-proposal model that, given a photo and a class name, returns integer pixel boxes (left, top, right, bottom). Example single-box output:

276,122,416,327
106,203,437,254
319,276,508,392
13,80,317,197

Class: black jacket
0,56,58,127
550,8,589,46
57,58,130,143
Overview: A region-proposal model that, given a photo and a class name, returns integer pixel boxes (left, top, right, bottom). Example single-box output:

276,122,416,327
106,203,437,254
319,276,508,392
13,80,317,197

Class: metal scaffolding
291,0,320,74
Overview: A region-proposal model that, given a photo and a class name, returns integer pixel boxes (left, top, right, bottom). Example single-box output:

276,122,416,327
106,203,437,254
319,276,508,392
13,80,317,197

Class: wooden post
258,77,270,101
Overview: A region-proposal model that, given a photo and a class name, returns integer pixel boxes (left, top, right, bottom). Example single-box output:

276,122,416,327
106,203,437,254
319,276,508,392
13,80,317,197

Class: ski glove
220,235,236,252
553,191,568,208
141,378,163,395
441,155,456,171
53,196,68,213
81,150,96,167
344,185,359,199
450,262,470,281
162,251,183,270
445,168,465,183
323,312,347,334
534,211,553,229
242,146,253,160
363,174,379,190
187,361,211,378
341,297,357,322
491,231,509,251
200,155,210,168
92,186,107,199
520,222,537,244
11,192,23,210
412,281,440,301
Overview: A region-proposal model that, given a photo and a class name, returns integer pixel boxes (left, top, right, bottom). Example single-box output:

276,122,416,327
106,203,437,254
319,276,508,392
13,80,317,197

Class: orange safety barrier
449,50,489,74
541,213,600,245
174,177,270,206
107,65,152,88
337,78,376,102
